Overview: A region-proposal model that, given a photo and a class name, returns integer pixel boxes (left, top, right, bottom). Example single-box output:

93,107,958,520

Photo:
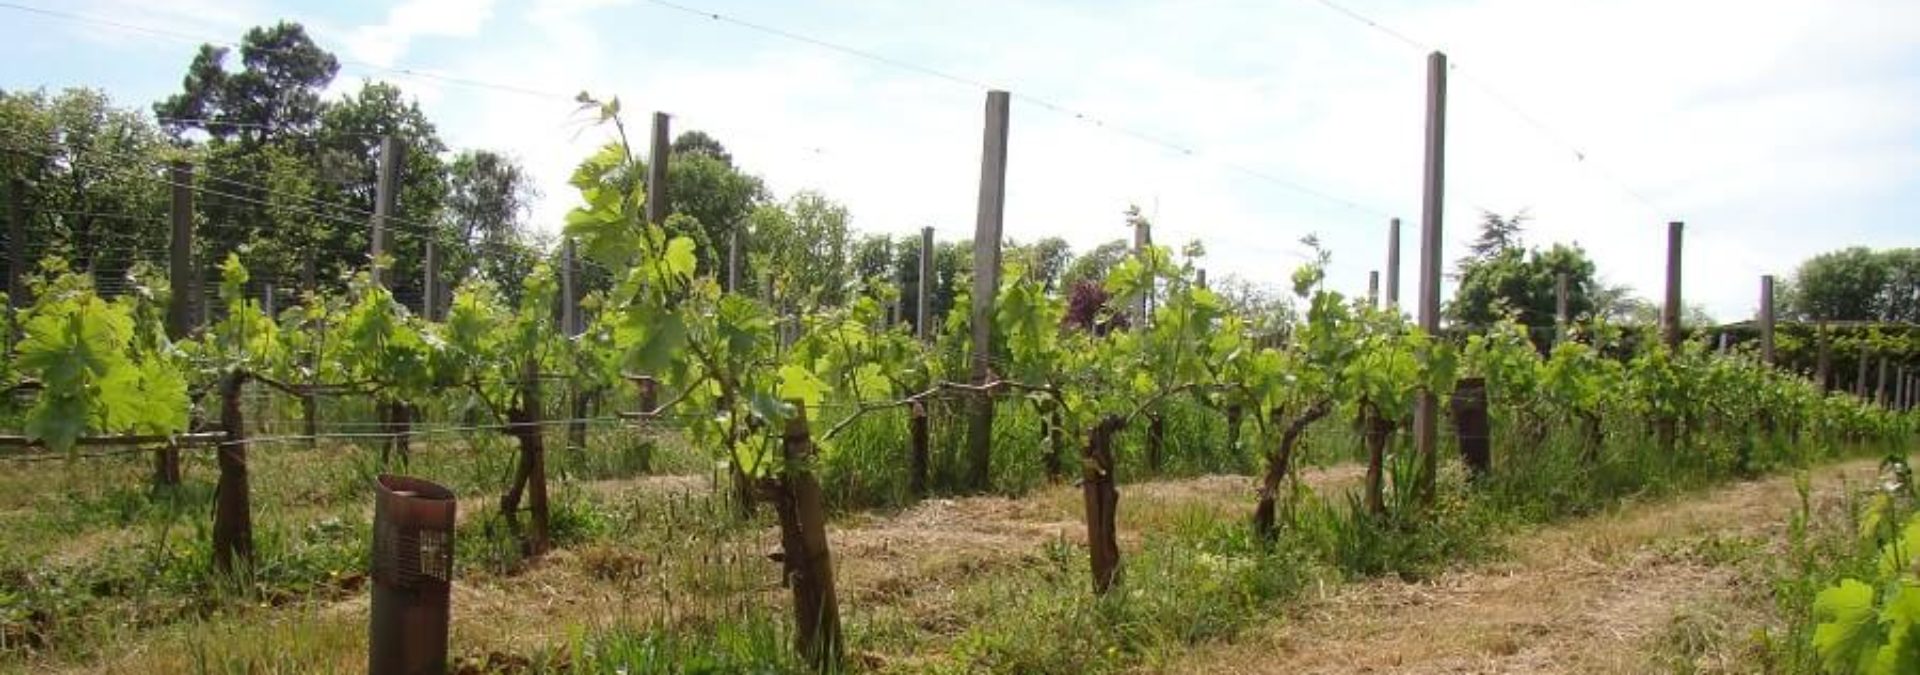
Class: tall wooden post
1878,357,1890,408
1385,217,1401,310
647,112,671,227
1554,272,1570,345
6,178,25,310
1132,216,1150,327
263,282,275,320
562,238,586,451
167,161,196,340
1815,321,1832,391
371,136,403,287
967,90,1011,492
1196,268,1207,290
1858,347,1871,399
1662,221,1684,350
726,228,741,293
1413,51,1447,504
917,226,933,341
1759,275,1776,366
422,240,438,321
561,238,579,337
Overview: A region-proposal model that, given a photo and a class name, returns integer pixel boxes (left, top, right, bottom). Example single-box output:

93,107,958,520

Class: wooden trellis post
966,90,1010,492
1413,51,1447,504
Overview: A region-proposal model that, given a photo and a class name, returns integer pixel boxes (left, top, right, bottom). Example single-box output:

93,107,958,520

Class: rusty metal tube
369,475,456,675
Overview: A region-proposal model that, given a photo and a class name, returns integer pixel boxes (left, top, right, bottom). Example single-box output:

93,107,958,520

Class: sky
2,0,1918,321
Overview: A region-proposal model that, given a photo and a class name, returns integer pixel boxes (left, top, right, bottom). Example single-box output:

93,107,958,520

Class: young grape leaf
1814,579,1884,675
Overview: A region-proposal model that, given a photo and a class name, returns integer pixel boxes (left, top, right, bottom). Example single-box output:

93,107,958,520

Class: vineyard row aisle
1157,457,1891,674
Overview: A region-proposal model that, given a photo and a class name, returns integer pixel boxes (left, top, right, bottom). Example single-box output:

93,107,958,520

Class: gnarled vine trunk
909,401,930,497
1254,402,1330,540
762,405,841,670
1451,377,1491,481
1146,412,1165,474
213,370,253,574
500,361,550,556
1362,402,1393,516
1082,416,1124,594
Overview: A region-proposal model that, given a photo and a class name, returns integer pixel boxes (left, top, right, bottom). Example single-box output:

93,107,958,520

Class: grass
0,381,1907,672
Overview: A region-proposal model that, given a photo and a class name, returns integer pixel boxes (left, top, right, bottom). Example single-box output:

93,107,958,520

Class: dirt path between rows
1161,458,1886,674
50,463,1363,673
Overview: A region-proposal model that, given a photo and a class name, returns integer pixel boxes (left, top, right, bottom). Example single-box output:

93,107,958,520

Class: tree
311,81,450,305
1448,211,1598,343
1880,249,1920,323
1783,246,1919,322
444,150,538,292
1009,237,1072,292
750,191,853,309
635,132,768,281
0,88,170,286
1061,239,1130,290
1460,209,1525,268
671,130,733,166
153,22,339,145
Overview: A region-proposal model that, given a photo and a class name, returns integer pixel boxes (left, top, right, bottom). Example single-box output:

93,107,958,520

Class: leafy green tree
750,191,852,309
1061,239,1130,290
153,22,339,145
626,131,767,285
1783,246,1919,322
313,82,449,298
0,88,170,285
1786,247,1889,321
1448,211,1598,343
444,149,539,293
1008,237,1072,292
1881,249,1920,323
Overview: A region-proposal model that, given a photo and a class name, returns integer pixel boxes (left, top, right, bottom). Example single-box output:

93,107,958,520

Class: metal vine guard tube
369,474,457,675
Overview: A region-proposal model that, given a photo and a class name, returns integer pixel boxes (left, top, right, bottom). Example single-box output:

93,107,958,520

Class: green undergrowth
527,428,1890,674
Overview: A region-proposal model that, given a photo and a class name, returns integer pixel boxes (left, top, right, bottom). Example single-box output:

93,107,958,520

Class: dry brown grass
1159,458,1884,674
32,464,1358,673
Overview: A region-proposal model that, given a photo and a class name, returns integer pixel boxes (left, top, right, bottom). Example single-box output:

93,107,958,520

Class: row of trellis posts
2,50,1918,672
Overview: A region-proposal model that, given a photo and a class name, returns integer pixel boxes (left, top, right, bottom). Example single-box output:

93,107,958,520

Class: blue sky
4,0,1918,320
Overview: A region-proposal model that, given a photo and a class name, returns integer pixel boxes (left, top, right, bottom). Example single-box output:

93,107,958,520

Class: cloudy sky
3,0,1917,320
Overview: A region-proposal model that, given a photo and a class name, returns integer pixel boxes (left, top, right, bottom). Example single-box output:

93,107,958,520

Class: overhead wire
638,0,1396,220
1305,0,1668,219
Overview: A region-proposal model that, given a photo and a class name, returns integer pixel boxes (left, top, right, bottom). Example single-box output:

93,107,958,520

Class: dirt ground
1158,458,1884,674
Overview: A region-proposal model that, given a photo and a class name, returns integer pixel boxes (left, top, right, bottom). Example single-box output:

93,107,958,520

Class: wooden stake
967,90,1010,491
167,161,196,340
1759,275,1776,366
917,226,933,341
6,178,25,310
726,228,741,293
1815,320,1832,391
1662,221,1684,349
1385,217,1401,310
1554,272,1570,345
372,136,404,287
423,240,438,321
647,112,670,226
908,401,929,498
1413,51,1447,505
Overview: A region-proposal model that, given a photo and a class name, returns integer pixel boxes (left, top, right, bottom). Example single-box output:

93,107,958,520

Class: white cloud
340,0,496,68
395,0,1920,323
